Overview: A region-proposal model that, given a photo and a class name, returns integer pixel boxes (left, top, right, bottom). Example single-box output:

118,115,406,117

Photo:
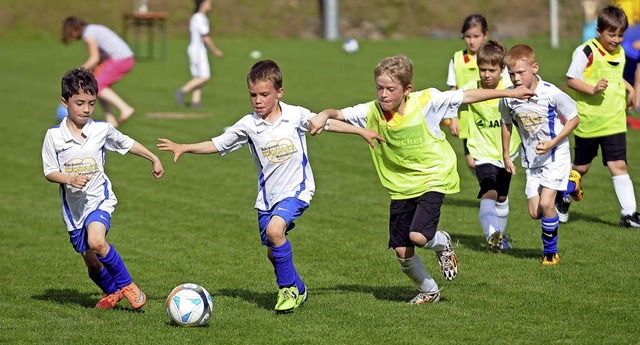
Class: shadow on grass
32,288,144,312
453,233,541,259
216,289,275,311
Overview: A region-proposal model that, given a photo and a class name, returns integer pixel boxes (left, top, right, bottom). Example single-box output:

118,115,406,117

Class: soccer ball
249,50,262,59
342,38,359,54
166,283,213,327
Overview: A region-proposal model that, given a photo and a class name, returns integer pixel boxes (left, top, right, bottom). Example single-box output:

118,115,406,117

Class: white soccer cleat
435,231,458,281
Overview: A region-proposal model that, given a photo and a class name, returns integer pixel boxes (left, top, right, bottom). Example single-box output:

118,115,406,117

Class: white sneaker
408,289,441,304
435,231,458,281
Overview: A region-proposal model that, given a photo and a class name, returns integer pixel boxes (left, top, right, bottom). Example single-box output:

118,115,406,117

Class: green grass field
1,37,639,344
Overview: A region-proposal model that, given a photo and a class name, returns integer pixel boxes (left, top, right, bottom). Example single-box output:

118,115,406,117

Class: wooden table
122,11,168,60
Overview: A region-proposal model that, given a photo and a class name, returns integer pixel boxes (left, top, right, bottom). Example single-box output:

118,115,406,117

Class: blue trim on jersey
247,136,270,210
294,129,308,197
547,102,557,162
61,186,79,231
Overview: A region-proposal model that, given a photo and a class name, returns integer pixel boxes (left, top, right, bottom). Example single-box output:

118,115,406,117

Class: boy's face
62,90,96,127
464,25,488,55
597,28,624,53
478,62,502,89
375,73,412,113
507,60,539,90
248,80,283,118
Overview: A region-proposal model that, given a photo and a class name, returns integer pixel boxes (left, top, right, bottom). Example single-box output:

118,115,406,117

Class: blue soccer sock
98,244,133,290
270,240,304,291
541,215,559,254
88,266,118,294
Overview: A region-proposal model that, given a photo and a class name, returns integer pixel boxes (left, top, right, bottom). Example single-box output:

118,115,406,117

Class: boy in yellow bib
309,55,533,304
565,5,640,227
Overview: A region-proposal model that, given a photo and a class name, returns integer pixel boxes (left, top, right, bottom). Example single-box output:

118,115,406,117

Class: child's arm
308,109,346,135
157,138,219,163
462,86,535,104
567,76,607,95
501,122,517,176
320,116,385,149
45,171,91,189
203,35,223,58
624,78,637,110
128,141,165,179
81,38,101,70
535,117,579,154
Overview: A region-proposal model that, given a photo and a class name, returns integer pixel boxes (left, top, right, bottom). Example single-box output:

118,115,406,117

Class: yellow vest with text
453,49,480,139
365,90,460,200
571,38,627,137
465,79,521,160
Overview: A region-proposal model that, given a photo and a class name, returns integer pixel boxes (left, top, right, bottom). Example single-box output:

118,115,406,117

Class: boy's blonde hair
477,40,506,67
597,5,628,33
247,60,283,89
504,44,536,69
374,55,413,89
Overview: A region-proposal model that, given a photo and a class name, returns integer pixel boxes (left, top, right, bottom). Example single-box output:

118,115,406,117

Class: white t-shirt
212,102,316,211
42,119,134,231
499,75,578,169
83,24,133,60
189,12,209,51
566,45,591,80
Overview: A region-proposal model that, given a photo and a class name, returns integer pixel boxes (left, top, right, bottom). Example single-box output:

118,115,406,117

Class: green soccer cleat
274,286,298,314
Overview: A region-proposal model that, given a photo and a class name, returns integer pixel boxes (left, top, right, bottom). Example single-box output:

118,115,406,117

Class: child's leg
396,247,437,293
610,163,637,215
495,197,509,232
84,251,118,295
86,222,133,289
539,187,560,263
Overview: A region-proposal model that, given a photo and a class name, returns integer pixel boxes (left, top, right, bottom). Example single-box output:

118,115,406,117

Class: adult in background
62,16,135,128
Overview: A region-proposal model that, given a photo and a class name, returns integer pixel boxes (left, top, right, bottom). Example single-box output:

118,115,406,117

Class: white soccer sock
613,174,637,215
398,255,438,292
495,197,510,233
423,230,447,252
479,198,498,240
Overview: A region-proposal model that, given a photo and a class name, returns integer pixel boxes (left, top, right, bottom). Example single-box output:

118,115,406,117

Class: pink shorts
94,57,134,93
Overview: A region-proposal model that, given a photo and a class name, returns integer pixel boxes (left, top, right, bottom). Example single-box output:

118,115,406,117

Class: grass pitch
0,37,638,344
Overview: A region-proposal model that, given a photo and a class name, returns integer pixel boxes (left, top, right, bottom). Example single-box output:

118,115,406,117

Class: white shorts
188,46,210,78
524,158,570,199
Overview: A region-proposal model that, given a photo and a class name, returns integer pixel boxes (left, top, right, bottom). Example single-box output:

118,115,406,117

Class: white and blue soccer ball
166,283,213,327
342,38,359,54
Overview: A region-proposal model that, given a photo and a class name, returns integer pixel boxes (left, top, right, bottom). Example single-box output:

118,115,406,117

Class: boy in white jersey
175,0,224,109
464,40,520,252
565,5,640,228
500,45,580,266
309,55,534,304
158,60,379,313
42,68,165,309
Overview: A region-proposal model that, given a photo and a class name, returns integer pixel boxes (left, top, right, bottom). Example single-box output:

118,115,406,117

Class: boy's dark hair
247,60,283,89
461,14,488,36
477,40,506,67
62,16,86,44
61,68,98,101
597,5,628,33
194,0,207,14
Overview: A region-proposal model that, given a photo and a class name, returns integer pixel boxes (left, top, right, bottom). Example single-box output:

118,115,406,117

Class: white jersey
83,24,133,60
42,119,134,231
189,12,209,51
499,75,578,169
212,102,316,211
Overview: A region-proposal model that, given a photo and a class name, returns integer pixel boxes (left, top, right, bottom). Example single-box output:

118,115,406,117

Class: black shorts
462,138,470,156
574,133,627,166
388,192,444,248
475,163,512,198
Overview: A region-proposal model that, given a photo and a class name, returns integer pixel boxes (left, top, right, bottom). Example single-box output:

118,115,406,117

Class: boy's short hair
62,16,85,44
504,44,537,69
374,55,413,89
61,67,98,101
597,5,628,33
477,40,506,67
247,60,283,89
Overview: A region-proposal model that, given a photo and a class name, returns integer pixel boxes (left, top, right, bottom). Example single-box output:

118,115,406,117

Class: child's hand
308,113,329,135
511,86,536,100
504,158,516,176
593,79,607,94
69,174,90,189
152,159,165,179
448,117,460,137
535,140,553,154
360,128,386,149
157,138,184,163
213,48,224,58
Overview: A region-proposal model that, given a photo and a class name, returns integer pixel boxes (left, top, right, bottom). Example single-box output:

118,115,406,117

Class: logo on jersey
64,157,100,177
261,138,298,163
515,111,544,133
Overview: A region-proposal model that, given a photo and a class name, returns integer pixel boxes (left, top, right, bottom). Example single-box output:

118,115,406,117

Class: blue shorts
68,209,111,253
257,197,309,246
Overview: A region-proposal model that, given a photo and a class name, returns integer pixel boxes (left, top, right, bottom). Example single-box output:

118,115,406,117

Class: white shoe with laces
435,231,458,281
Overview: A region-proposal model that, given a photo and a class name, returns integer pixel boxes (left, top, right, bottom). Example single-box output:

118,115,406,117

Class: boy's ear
61,98,68,108
404,84,413,96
